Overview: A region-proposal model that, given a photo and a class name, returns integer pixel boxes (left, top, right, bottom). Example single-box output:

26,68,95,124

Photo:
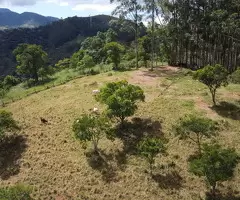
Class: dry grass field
1,66,240,200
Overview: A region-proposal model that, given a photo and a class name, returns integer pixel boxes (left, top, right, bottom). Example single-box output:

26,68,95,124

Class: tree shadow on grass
115,117,165,156
143,66,186,79
85,150,118,183
151,170,183,190
0,135,27,180
205,191,240,200
212,101,240,120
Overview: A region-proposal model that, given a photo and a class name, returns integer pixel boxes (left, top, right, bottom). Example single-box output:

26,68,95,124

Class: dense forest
0,15,140,76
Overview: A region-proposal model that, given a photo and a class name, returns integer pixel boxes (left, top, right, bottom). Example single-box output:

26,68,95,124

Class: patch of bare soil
129,70,158,86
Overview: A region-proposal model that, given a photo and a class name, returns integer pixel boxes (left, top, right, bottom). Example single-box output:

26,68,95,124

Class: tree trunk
210,88,217,106
135,3,139,69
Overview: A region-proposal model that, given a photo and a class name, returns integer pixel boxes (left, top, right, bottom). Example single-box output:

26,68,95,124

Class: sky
0,0,116,18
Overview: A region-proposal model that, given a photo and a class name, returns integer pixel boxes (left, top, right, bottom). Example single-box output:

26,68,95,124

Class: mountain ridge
0,8,59,28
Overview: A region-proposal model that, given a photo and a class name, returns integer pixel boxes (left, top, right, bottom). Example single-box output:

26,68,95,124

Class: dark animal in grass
40,117,48,124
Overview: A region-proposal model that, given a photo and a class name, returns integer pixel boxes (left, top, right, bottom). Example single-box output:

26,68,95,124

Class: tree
13,44,48,83
0,110,19,142
190,144,239,196
138,137,165,175
96,80,145,124
3,75,19,88
70,50,85,68
104,42,125,70
193,64,229,106
77,54,95,70
111,0,143,68
175,115,218,154
72,113,112,152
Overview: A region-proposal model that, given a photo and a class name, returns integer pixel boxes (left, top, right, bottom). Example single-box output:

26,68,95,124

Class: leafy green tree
3,75,19,88
13,44,48,83
111,0,143,68
96,80,145,124
175,115,218,154
190,144,239,196
104,42,125,70
70,50,85,68
55,58,71,70
138,137,165,174
193,64,229,106
0,184,32,200
77,54,95,70
73,113,112,152
0,110,19,141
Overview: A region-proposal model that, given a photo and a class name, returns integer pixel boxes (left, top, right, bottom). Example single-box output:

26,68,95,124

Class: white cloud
72,3,115,12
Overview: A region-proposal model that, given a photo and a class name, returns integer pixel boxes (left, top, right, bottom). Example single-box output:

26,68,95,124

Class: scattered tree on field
138,137,165,175
190,144,239,196
73,113,112,152
175,115,218,154
96,80,145,124
193,64,228,106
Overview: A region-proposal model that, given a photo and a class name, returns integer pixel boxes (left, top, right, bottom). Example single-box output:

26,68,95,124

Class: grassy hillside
1,66,239,200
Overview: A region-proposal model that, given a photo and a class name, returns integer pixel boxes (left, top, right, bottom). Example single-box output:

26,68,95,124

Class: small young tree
190,144,239,196
175,115,218,154
96,80,145,124
193,64,228,106
138,137,165,175
72,113,111,152
104,42,125,70
0,110,19,142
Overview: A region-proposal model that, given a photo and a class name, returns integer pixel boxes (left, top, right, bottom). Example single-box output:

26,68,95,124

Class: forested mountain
0,8,58,28
0,15,138,76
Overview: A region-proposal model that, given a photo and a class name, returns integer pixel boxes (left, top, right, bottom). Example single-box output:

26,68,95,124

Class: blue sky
0,0,116,18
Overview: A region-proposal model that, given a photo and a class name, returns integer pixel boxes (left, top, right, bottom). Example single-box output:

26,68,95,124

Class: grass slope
1,66,240,200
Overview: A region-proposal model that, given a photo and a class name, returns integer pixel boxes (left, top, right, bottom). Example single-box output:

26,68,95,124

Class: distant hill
0,8,58,28
0,15,142,76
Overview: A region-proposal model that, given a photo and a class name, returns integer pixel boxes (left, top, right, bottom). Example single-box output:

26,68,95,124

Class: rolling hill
0,8,58,28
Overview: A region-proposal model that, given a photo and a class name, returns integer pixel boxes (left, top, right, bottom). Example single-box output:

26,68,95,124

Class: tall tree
110,0,143,68
13,44,48,82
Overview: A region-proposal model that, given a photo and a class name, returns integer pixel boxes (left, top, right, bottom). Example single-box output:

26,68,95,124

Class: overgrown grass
1,64,113,105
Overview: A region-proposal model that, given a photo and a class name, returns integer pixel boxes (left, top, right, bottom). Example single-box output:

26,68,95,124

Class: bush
229,68,240,84
3,75,19,88
0,184,32,200
0,110,19,141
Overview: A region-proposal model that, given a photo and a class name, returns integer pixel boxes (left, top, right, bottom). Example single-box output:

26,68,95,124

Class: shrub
3,75,19,88
189,144,239,196
193,64,228,105
96,80,145,124
0,110,19,142
229,67,240,84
